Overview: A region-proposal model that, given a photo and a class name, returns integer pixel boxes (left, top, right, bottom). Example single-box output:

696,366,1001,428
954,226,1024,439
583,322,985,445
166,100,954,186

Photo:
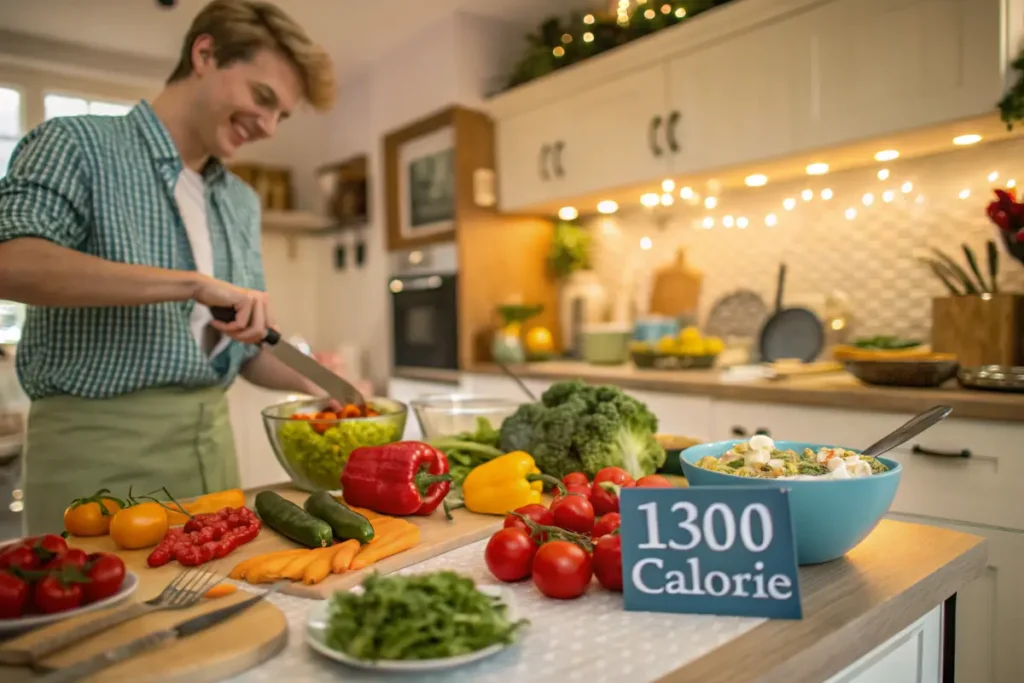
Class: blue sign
618,486,802,619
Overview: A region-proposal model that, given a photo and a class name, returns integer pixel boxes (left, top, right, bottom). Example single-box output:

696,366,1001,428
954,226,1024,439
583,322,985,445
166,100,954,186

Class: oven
389,245,459,371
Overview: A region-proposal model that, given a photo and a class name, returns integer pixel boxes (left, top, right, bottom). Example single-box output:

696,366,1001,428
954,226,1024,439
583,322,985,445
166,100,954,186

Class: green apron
21,386,240,536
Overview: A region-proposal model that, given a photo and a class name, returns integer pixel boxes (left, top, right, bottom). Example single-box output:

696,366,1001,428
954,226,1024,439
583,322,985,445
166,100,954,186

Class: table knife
210,306,365,406
36,586,281,683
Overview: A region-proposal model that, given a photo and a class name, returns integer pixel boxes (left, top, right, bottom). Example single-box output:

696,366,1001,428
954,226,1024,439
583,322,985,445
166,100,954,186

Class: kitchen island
2,495,985,683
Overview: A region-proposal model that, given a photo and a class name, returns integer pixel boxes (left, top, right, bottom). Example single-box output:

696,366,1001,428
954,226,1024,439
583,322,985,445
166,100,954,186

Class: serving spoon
859,405,952,458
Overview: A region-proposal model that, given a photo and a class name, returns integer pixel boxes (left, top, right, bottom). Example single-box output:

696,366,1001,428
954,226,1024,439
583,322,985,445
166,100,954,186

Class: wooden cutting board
649,247,702,318
0,589,287,683
59,486,503,600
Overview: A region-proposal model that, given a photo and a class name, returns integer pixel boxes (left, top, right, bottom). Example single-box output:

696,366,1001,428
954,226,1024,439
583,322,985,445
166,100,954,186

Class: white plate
306,584,521,672
0,570,139,634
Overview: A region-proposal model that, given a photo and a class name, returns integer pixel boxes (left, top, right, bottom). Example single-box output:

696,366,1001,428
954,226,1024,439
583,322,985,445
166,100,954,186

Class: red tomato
532,541,592,599
43,548,89,571
561,472,589,488
0,572,29,619
503,504,554,544
484,528,537,583
0,546,39,572
33,576,83,614
83,553,127,603
554,482,591,502
593,467,635,488
593,534,623,592
550,494,595,534
636,474,674,488
592,512,621,539
590,480,635,516
35,534,69,558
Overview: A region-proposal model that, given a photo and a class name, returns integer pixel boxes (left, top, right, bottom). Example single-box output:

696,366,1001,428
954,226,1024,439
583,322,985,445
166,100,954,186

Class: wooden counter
393,362,1024,422
665,519,985,683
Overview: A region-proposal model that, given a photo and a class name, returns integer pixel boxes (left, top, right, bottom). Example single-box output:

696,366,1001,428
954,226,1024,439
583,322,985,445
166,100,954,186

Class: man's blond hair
168,0,335,111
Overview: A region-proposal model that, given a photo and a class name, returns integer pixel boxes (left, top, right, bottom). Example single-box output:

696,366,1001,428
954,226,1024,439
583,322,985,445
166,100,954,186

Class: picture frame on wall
384,106,469,251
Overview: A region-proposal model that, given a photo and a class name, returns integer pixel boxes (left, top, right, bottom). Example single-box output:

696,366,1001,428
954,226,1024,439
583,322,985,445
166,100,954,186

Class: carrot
230,549,306,580
247,551,312,584
302,543,347,585
281,548,327,581
349,525,420,571
330,539,361,574
204,583,239,599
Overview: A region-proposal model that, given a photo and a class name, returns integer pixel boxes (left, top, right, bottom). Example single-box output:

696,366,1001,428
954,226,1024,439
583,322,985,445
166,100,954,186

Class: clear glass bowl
262,396,408,492
409,394,522,440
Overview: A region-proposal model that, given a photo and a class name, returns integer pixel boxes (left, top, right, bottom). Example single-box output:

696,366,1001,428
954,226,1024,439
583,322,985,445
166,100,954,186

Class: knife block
931,294,1024,366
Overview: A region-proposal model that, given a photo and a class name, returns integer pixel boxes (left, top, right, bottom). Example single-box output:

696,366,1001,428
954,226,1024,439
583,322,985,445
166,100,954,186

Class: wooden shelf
261,210,363,235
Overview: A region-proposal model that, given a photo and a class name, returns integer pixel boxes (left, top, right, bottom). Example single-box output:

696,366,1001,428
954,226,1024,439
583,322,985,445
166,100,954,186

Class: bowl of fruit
263,397,408,492
631,326,723,370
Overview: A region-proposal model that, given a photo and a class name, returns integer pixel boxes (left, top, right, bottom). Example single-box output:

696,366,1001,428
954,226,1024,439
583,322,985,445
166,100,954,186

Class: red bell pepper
340,441,452,516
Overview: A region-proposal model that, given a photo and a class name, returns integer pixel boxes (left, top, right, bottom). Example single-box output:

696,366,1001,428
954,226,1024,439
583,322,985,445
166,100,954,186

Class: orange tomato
110,502,169,550
63,497,122,536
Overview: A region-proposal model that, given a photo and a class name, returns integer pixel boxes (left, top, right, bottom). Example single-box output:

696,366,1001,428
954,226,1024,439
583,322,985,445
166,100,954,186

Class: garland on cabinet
502,0,736,92
998,51,1024,130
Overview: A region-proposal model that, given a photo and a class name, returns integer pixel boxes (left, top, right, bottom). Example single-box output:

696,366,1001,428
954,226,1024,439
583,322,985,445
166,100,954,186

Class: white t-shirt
174,168,229,359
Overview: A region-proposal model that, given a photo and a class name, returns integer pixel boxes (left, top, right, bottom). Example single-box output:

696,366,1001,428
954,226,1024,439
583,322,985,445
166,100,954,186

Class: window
44,94,132,121
0,87,22,179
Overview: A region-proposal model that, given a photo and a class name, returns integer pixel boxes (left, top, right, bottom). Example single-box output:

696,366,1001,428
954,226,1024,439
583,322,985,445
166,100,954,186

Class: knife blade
36,586,282,683
210,306,365,406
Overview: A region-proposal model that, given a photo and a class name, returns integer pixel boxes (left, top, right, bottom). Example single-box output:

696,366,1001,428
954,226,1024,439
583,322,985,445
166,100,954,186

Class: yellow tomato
110,502,169,550
64,497,122,537
524,326,555,354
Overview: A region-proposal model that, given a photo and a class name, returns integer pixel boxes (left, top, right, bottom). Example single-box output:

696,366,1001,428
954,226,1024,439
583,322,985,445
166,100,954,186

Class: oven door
390,274,458,370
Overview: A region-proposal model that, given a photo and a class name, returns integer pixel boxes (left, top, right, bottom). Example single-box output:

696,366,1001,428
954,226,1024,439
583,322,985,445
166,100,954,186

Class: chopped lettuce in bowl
263,397,407,491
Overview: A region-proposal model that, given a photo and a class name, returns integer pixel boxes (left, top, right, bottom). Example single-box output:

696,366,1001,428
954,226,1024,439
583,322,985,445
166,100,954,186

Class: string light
597,200,618,214
723,215,735,228
583,13,595,24
661,3,672,14
702,216,714,229
704,196,718,209
553,46,565,57
644,8,655,19
675,7,686,17
806,162,829,175
988,171,999,182
679,186,694,200
875,150,899,162
558,206,578,221
736,217,749,229
661,178,675,192
959,189,971,200
745,174,768,187
640,236,653,250
877,169,889,180
660,193,674,206
783,198,796,211
845,208,857,220
882,190,894,203
1009,179,1017,188
901,182,913,194
862,193,874,206
561,33,573,44
583,32,594,42
953,134,982,146
801,189,813,201
820,188,833,200
765,213,778,227
641,193,660,208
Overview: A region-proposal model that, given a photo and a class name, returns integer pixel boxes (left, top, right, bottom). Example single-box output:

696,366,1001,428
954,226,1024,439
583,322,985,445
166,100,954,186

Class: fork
21,566,223,666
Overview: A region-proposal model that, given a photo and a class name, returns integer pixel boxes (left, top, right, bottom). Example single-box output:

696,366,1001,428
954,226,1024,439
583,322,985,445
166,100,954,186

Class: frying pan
757,264,824,363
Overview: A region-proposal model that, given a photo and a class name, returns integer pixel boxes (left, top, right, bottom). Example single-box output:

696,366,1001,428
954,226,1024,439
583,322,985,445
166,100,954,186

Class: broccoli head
497,379,666,480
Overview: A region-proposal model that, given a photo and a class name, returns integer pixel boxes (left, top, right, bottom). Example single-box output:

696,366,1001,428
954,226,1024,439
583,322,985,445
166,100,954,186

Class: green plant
547,221,592,280
999,52,1024,129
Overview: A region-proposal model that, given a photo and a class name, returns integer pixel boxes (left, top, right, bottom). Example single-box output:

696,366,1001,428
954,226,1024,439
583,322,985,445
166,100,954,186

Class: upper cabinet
487,0,1014,214
801,0,1006,150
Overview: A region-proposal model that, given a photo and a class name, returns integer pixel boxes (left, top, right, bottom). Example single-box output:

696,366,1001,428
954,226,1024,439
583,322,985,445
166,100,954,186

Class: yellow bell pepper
459,451,555,516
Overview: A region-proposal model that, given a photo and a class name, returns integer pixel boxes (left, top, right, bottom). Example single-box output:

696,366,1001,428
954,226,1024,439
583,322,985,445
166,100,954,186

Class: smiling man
0,0,336,534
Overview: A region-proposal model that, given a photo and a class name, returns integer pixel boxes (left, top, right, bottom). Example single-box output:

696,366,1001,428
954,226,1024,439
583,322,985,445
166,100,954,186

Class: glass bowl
262,396,408,492
409,394,522,440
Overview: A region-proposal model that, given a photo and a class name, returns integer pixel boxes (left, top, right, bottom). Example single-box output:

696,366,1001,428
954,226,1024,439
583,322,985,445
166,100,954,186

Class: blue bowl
680,440,901,565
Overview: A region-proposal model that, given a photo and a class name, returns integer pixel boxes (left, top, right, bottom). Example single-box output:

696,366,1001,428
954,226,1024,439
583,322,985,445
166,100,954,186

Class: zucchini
304,492,375,544
254,491,333,548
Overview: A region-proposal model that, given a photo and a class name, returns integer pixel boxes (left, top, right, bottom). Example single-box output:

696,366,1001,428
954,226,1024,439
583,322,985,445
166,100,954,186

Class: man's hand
194,275,274,345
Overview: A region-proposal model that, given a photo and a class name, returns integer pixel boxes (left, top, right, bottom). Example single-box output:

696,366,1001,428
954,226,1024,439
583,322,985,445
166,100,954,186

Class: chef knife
36,585,282,683
210,306,366,407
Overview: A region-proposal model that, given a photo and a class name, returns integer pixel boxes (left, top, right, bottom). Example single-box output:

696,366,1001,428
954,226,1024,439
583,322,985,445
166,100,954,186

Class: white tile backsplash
587,138,1024,341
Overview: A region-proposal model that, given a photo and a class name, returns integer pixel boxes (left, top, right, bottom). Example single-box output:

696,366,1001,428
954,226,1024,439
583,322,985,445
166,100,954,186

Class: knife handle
35,629,177,683
209,306,280,345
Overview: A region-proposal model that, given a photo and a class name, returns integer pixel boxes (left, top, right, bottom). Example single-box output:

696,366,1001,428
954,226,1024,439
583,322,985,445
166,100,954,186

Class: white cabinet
888,515,1024,683
825,605,941,683
802,0,1006,150
560,67,672,196
666,7,815,173
494,102,572,213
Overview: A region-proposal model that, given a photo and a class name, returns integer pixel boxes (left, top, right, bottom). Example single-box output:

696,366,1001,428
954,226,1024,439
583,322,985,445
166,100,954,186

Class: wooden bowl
844,358,959,388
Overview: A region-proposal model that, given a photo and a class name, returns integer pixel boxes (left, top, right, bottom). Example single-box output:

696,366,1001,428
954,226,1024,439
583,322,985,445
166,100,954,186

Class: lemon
678,326,702,344
524,326,554,354
656,335,677,354
702,336,724,355
678,342,704,356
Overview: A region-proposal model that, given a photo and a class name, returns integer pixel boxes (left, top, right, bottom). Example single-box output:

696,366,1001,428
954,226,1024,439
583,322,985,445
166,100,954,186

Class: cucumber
254,491,333,548
304,492,375,544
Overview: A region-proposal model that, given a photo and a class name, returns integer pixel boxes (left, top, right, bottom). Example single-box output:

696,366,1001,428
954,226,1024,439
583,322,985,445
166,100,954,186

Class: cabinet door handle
539,144,551,181
649,115,663,157
551,140,565,177
731,426,747,437
666,110,681,153
912,444,971,459
754,427,771,437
